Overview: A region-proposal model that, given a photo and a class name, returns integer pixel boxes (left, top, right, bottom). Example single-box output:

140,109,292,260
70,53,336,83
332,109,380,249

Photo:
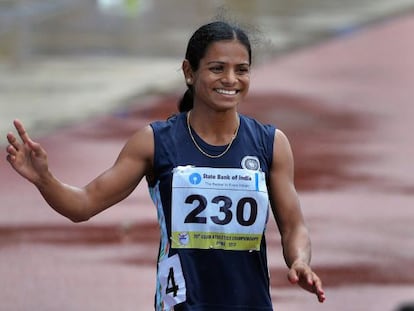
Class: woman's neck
187,109,239,146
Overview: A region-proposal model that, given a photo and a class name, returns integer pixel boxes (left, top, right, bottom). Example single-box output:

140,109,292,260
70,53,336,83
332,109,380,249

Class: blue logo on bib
189,173,202,185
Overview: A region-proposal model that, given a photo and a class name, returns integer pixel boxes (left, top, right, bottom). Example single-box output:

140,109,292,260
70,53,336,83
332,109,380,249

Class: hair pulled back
178,21,252,112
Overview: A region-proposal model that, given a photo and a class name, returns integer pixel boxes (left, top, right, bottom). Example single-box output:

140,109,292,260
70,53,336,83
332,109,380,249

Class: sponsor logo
178,232,190,245
189,173,202,185
241,156,260,171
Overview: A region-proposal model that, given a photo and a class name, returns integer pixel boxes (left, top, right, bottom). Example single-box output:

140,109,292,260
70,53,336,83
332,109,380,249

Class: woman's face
189,39,251,112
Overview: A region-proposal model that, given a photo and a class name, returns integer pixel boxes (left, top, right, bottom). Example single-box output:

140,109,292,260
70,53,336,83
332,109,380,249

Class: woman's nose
221,69,237,84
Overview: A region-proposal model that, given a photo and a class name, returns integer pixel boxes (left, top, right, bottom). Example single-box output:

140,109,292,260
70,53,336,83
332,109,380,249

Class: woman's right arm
6,119,154,222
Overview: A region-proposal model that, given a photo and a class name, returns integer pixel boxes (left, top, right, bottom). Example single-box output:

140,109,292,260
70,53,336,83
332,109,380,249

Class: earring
186,78,192,84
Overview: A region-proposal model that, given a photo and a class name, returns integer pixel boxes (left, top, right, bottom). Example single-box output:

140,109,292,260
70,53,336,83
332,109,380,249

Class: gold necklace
187,110,239,159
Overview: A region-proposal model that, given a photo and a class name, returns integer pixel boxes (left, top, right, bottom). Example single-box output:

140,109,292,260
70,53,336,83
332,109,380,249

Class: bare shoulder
273,129,294,164
118,125,154,164
274,128,291,145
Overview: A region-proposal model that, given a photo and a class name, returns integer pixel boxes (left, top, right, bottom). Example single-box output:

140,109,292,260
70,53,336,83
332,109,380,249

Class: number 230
184,194,258,226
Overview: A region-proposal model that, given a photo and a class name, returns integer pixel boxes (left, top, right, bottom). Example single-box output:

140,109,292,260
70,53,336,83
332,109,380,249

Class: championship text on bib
171,166,269,251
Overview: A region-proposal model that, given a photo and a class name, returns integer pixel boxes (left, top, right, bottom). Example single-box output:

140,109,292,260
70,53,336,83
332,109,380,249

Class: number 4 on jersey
158,254,187,308
166,267,179,297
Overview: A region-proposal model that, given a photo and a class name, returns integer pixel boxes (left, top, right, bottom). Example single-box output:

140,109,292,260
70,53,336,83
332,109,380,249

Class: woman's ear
182,59,193,85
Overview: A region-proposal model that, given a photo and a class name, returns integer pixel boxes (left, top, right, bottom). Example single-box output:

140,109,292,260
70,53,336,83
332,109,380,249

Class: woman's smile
214,88,239,95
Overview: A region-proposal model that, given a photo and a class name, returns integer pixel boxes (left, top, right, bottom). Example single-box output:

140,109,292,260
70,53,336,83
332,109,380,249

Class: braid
178,88,194,112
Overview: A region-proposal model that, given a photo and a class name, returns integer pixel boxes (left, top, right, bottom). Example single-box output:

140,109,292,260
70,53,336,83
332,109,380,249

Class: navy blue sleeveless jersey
148,112,276,311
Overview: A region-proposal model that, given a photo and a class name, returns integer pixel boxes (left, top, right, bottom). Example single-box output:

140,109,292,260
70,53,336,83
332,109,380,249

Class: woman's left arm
269,129,325,303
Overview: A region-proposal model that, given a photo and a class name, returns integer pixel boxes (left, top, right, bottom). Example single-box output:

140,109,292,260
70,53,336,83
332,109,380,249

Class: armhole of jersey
148,122,159,187
267,125,277,169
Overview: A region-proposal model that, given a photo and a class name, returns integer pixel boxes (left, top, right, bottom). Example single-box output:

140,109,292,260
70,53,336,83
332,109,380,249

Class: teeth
216,89,237,95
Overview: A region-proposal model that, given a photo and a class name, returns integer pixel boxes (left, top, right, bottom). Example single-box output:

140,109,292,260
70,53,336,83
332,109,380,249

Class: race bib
171,166,269,251
158,254,186,309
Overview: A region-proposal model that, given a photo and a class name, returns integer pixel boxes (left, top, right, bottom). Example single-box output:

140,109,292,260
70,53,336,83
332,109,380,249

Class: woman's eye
237,67,250,74
210,66,223,73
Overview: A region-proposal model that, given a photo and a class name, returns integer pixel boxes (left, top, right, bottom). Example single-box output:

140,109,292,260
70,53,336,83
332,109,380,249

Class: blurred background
1,1,414,311
1,0,414,136
2,0,413,59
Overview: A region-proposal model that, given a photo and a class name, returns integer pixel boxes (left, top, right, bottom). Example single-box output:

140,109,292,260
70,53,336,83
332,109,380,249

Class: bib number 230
184,194,258,227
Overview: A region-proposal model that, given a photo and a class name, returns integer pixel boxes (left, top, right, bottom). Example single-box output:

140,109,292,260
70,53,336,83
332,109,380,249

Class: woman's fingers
6,132,21,151
13,119,31,143
287,267,299,284
6,120,40,167
6,119,31,152
287,263,326,303
7,120,41,156
6,138,18,154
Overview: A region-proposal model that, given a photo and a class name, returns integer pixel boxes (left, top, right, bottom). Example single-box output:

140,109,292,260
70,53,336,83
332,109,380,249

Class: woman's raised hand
6,119,49,185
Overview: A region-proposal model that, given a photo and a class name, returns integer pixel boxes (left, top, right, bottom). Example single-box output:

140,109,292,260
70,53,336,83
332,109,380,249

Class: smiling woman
179,21,252,114
5,20,325,310
183,39,250,117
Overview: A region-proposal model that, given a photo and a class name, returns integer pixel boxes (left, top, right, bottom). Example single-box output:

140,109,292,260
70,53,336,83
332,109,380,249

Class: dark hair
398,305,414,311
178,21,252,112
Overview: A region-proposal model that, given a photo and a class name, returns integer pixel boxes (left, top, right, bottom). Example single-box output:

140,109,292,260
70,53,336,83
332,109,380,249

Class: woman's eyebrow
207,61,250,65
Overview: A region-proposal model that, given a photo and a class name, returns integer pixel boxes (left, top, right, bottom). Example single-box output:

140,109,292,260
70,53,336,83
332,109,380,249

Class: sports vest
149,112,276,311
